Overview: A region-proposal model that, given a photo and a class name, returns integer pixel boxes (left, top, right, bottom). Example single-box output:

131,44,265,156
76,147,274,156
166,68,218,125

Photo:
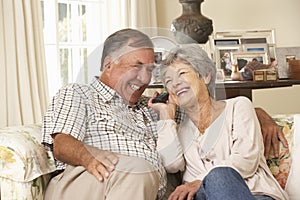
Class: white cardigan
157,96,288,200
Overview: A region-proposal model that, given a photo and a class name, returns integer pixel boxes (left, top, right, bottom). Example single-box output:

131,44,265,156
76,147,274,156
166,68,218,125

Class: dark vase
171,0,213,44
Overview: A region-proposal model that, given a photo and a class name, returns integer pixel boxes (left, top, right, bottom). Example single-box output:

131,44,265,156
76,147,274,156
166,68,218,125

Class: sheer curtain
101,0,158,38
0,0,49,127
86,0,159,83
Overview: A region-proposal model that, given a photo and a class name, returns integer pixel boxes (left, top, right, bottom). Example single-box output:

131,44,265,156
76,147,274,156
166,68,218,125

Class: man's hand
255,108,288,158
53,134,119,182
84,145,119,182
168,180,202,200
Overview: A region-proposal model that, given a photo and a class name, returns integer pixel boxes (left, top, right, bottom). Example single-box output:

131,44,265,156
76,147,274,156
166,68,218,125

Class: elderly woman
148,44,288,200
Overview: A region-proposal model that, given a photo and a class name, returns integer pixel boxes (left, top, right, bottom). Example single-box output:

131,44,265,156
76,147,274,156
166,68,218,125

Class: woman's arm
156,120,185,173
148,93,185,173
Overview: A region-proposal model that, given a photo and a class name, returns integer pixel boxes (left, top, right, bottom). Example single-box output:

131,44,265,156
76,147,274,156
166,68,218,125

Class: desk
148,79,300,101
215,79,300,100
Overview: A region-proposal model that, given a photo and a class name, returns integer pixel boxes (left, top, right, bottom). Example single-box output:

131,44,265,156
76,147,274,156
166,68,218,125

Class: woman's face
163,61,207,108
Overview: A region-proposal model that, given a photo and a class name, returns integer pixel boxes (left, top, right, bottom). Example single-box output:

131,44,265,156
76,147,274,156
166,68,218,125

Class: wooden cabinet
215,79,300,100
147,79,300,101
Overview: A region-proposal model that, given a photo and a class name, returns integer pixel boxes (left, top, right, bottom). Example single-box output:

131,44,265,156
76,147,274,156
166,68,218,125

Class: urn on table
171,0,213,44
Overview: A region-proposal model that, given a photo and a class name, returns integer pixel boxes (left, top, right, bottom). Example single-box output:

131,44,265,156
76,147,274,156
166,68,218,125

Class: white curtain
101,0,158,38
0,0,49,127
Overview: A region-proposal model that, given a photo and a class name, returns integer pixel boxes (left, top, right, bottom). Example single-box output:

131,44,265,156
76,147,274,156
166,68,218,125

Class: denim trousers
194,167,274,200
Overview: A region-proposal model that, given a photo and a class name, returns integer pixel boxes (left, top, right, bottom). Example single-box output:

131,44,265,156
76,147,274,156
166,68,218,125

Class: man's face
102,48,155,105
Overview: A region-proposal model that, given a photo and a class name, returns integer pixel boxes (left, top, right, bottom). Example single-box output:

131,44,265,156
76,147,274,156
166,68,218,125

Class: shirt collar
90,76,118,103
90,76,146,109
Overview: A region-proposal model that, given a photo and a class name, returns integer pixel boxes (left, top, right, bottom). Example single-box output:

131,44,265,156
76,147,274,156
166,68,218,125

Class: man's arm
255,107,288,158
53,133,119,181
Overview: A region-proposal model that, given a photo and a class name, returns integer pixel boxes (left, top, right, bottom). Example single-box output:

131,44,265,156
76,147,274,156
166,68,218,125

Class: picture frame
150,51,163,85
231,52,269,69
242,43,269,53
215,45,241,76
275,47,300,78
216,69,226,82
214,39,239,46
210,29,276,69
149,36,178,85
154,51,162,65
213,29,275,44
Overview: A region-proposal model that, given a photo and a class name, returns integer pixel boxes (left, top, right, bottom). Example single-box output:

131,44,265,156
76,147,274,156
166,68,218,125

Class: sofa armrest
0,124,56,182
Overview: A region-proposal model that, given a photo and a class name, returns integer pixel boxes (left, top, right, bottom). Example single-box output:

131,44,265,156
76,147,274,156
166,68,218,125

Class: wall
156,0,300,47
156,0,300,114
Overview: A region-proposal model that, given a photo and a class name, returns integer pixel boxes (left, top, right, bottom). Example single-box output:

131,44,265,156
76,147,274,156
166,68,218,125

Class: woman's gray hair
160,44,216,98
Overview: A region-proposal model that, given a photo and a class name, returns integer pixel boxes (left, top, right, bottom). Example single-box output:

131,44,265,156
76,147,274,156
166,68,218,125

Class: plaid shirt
42,77,171,197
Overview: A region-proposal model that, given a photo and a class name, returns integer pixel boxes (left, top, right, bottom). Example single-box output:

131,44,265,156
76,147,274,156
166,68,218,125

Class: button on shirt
42,77,167,197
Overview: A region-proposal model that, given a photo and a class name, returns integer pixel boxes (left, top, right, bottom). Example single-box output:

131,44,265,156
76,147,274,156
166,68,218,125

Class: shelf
215,79,300,100
147,79,300,101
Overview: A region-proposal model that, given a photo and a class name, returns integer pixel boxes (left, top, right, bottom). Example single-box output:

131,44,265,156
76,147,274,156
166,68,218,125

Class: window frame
42,0,102,96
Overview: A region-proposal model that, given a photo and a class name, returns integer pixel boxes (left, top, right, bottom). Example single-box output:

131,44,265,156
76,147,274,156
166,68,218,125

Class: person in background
42,28,287,200
149,44,288,200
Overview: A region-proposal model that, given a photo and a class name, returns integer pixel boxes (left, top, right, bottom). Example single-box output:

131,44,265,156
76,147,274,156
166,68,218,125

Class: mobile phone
152,92,169,104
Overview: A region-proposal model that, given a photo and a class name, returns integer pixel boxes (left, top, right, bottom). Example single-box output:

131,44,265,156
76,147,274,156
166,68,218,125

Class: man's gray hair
100,28,154,71
160,44,216,98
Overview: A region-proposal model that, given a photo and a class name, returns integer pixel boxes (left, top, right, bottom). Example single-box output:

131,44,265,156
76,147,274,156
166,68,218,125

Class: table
215,79,300,100
148,79,300,101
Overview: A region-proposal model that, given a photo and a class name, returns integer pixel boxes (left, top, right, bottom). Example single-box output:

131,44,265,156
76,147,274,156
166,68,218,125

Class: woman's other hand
168,180,202,200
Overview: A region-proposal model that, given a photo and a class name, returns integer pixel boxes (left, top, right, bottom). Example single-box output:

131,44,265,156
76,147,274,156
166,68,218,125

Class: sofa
0,124,55,200
0,114,299,200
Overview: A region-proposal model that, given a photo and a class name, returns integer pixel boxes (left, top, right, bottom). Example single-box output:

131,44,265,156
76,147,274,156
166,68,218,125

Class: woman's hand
168,180,202,200
148,91,177,120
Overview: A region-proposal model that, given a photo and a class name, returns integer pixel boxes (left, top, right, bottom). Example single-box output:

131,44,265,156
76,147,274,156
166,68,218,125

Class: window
41,0,158,96
41,0,103,96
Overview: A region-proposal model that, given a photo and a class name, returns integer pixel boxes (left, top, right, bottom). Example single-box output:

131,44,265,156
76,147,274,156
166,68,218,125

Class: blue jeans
194,167,273,200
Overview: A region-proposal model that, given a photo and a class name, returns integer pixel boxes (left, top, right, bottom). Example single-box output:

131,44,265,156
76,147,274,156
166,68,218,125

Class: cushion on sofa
267,114,294,189
0,174,51,200
267,114,300,200
285,114,300,200
0,124,56,182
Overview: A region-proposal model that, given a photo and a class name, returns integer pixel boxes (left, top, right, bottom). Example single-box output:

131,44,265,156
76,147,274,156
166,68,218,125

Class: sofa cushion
268,114,299,200
0,124,56,182
267,114,294,189
285,114,300,200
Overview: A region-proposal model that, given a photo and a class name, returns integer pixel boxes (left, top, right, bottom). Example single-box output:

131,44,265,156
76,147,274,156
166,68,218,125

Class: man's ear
102,56,112,71
203,72,211,84
99,56,113,83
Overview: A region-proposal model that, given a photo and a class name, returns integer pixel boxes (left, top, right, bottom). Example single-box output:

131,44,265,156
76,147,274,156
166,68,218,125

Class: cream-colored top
157,96,288,200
